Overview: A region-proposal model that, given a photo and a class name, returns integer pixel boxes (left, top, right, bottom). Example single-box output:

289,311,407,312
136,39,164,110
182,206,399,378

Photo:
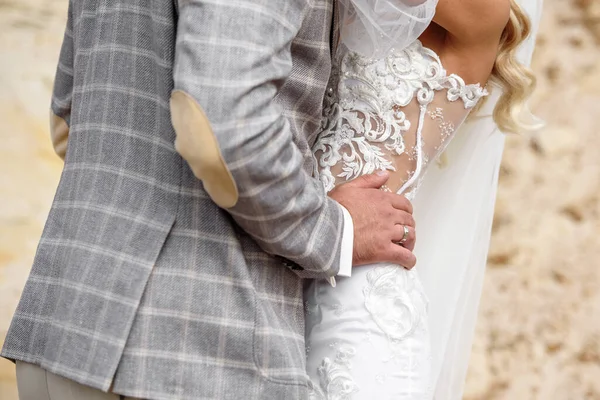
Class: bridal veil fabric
409,0,544,398
338,0,438,59
338,0,544,398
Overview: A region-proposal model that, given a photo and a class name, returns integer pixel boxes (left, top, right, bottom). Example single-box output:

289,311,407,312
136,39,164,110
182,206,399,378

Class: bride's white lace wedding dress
305,38,488,399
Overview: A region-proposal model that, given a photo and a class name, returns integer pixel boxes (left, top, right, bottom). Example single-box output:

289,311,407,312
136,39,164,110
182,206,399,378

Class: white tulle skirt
305,264,433,399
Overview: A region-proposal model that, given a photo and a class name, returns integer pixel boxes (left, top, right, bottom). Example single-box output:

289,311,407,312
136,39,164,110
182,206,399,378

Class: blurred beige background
1,0,599,399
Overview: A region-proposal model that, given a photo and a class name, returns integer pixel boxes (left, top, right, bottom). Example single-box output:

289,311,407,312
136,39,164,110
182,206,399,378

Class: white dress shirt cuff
328,204,354,287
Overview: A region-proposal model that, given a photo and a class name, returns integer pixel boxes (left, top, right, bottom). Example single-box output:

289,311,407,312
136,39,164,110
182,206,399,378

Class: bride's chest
331,42,452,112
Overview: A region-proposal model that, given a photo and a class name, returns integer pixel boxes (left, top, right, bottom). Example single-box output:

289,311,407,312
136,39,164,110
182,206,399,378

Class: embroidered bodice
313,40,488,199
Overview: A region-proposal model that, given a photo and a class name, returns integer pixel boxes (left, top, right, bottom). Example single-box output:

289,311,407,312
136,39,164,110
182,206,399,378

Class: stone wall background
1,0,598,398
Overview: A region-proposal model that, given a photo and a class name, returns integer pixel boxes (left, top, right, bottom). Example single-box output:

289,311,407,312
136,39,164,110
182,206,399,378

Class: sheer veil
409,0,544,397
337,0,544,398
337,0,437,59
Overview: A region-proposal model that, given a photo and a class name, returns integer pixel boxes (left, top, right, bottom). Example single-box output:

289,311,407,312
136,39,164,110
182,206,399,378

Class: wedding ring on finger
393,225,410,245
401,224,410,243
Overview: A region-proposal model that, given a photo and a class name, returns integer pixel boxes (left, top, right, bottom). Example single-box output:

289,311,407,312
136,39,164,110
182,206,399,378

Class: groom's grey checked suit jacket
1,0,345,398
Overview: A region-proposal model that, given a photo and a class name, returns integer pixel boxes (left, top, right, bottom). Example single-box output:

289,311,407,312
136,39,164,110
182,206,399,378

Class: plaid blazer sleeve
171,0,345,280
49,0,74,160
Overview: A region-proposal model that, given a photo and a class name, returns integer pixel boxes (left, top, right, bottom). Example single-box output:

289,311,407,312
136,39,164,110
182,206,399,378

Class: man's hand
328,171,417,269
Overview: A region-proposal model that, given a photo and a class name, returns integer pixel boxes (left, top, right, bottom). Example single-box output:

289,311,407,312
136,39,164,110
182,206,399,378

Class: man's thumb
346,170,390,189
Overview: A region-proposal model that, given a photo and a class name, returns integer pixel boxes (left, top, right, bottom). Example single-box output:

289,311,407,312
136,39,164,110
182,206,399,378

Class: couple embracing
2,0,542,398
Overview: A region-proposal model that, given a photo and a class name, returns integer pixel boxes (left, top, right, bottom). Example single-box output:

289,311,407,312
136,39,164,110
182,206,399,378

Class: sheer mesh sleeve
313,42,488,198
383,86,483,198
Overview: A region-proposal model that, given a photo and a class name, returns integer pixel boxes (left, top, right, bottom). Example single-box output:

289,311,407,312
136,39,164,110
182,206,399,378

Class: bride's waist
311,262,421,292
316,162,417,196
304,263,427,315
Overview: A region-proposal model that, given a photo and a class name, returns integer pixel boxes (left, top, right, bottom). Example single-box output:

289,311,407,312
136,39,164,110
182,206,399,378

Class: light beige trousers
16,362,140,400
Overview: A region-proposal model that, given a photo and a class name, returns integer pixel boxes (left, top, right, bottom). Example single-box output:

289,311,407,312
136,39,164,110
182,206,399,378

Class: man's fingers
388,193,413,214
344,171,390,189
391,210,415,228
399,237,416,252
384,245,417,270
391,224,416,245
389,224,416,252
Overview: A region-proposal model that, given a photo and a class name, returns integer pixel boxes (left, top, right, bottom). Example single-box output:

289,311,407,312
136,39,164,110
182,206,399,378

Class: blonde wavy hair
484,0,541,133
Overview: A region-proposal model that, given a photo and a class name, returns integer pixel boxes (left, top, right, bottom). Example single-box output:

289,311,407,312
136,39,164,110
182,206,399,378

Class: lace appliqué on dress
314,40,488,194
309,344,360,400
363,266,429,362
363,267,427,341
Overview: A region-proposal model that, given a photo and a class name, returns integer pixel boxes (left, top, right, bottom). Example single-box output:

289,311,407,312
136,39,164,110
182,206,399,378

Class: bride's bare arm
433,0,510,41
421,0,509,85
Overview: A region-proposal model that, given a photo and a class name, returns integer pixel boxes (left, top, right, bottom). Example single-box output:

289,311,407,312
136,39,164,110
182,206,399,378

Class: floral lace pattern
363,266,428,343
313,40,488,195
309,344,360,400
